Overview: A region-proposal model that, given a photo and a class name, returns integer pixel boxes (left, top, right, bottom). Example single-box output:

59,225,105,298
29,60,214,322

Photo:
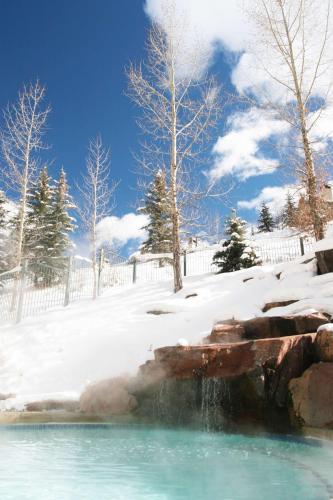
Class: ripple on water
0,424,332,500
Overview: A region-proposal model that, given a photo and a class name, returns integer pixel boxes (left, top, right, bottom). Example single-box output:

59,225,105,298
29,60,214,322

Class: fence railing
0,235,315,324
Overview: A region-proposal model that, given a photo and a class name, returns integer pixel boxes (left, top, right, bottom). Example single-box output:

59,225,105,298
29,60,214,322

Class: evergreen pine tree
281,192,296,228
213,210,261,273
0,191,8,273
139,170,172,254
257,202,275,232
25,166,55,260
48,168,76,258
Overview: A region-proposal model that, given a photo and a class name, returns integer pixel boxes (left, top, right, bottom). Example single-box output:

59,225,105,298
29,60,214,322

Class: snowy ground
1,238,333,411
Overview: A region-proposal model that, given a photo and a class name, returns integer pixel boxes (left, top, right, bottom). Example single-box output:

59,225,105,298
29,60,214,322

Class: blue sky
2,0,329,249
0,0,147,214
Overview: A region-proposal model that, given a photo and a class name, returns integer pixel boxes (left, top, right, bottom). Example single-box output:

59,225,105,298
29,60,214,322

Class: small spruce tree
281,192,296,228
48,168,76,258
213,210,261,273
139,170,172,254
25,166,55,260
257,202,275,232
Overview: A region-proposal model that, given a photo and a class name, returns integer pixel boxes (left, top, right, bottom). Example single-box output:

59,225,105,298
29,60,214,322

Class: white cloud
144,0,250,51
308,104,333,150
144,0,250,76
96,213,148,247
145,0,333,105
210,108,289,181
145,0,333,171
238,185,298,214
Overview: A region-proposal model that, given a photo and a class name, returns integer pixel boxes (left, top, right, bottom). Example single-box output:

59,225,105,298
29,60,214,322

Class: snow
0,243,333,410
176,338,189,347
313,238,333,252
317,323,333,333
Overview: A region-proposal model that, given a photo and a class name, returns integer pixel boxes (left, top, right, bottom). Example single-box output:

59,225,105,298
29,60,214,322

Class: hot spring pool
0,424,333,500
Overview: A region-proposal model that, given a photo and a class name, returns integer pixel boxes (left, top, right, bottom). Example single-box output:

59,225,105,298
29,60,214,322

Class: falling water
149,376,233,429
201,377,231,431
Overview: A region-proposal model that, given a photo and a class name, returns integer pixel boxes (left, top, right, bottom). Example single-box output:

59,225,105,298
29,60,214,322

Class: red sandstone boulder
205,312,328,344
315,325,333,362
316,248,333,274
289,363,333,428
203,322,245,344
140,333,316,408
244,313,327,340
80,376,138,415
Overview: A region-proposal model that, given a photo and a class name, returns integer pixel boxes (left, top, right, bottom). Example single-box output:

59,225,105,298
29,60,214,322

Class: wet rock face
135,334,316,426
289,363,333,428
316,248,333,274
205,313,328,344
80,376,138,415
315,326,333,362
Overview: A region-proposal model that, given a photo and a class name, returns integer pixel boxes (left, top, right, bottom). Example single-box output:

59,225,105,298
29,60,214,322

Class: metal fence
251,235,315,264
0,253,132,324
0,235,315,324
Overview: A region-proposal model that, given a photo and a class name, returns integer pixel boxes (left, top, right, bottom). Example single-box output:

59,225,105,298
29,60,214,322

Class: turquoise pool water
0,424,332,499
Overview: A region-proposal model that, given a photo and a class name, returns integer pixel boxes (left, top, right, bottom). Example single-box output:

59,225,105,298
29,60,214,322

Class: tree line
1,0,332,295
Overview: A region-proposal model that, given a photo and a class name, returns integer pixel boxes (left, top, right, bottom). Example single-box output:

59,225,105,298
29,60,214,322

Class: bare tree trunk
170,52,183,292
16,133,33,266
280,3,325,240
299,117,324,240
127,17,220,293
170,178,182,292
77,136,117,299
92,222,97,300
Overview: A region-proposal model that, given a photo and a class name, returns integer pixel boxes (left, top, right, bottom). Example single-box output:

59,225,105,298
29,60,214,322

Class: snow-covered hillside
1,239,333,411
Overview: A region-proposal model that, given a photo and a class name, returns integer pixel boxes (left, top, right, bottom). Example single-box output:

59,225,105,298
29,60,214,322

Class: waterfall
201,377,231,431
148,376,232,429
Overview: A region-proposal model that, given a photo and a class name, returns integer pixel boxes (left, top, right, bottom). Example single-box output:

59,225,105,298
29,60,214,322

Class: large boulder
316,248,333,274
205,312,328,344
80,376,138,415
136,333,316,418
315,325,333,362
289,363,333,428
204,321,245,344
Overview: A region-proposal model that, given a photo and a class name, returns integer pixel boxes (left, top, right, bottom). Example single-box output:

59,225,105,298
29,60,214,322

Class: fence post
64,256,72,307
183,250,187,277
300,237,305,256
16,259,28,324
132,258,137,284
97,248,104,297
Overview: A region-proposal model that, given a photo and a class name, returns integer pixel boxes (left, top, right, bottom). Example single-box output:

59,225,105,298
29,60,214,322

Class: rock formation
204,312,328,344
316,248,333,274
289,363,333,428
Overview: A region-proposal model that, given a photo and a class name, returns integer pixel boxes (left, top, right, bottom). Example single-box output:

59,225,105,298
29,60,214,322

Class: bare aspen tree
247,0,332,240
127,12,220,292
77,136,117,299
0,81,50,267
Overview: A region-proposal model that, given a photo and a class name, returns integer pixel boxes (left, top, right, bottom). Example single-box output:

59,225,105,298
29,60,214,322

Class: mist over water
0,424,333,500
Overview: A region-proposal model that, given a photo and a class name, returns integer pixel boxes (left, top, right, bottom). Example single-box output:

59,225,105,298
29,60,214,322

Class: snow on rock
0,252,333,410
318,323,333,333
176,338,189,347
314,238,333,252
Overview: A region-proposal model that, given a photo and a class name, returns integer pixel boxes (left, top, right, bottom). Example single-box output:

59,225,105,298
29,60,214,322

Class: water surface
0,424,332,499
